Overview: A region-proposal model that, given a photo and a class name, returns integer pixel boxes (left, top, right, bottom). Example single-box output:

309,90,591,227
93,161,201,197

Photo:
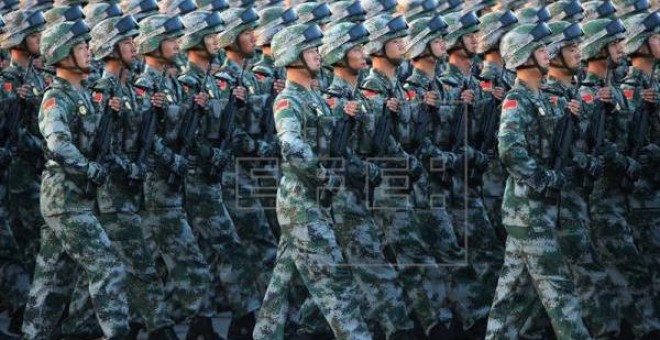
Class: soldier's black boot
186,316,225,340
227,312,255,340
149,326,180,340
8,308,23,335
127,322,144,340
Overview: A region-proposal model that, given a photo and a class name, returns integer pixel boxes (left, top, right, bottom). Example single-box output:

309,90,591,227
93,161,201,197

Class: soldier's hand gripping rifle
131,69,167,187
1,56,34,157
86,76,120,194
447,73,473,184
584,60,611,190
475,68,506,160
261,72,279,148
209,59,246,178
367,79,398,208
167,63,213,185
622,63,656,190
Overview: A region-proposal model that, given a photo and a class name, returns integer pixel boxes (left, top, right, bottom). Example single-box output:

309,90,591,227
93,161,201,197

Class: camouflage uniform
218,7,278,293
0,10,48,271
134,14,213,323
486,23,591,340
580,17,660,338
22,20,130,340
253,23,372,340
178,9,262,323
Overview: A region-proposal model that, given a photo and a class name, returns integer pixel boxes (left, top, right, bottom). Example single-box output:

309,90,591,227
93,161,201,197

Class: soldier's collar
329,76,355,94
514,78,540,97
285,79,307,92
409,67,432,87
371,68,396,90
259,53,275,65
185,62,206,76
144,64,166,80
223,58,243,75
482,60,503,76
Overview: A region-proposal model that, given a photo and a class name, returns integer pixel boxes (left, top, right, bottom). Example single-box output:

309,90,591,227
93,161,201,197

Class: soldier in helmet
120,0,159,22
476,10,518,244
217,6,279,293
438,10,504,335
21,19,131,339
327,0,366,28
361,13,451,338
583,0,619,21
19,0,53,12
621,10,660,302
547,0,585,23
160,0,199,73
294,2,333,89
178,9,265,339
395,0,438,82
0,9,48,280
579,16,660,339
362,0,397,20
44,4,85,26
485,22,592,340
133,13,217,339
252,22,372,340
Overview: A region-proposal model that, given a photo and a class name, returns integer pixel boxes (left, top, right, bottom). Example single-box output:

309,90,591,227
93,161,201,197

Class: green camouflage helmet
363,13,408,55
179,10,224,51
45,5,85,25
328,1,366,26
500,22,552,70
320,21,369,64
135,14,185,54
255,0,283,10
90,14,139,60
218,7,259,48
478,10,518,53
404,14,448,59
362,0,397,19
272,23,323,67
612,0,650,19
0,10,46,50
53,0,87,5
295,2,332,25
255,6,298,46
546,21,584,59
443,10,480,51
437,0,462,15
547,0,584,23
159,0,197,16
0,15,5,33
581,18,626,60
229,0,255,8
398,0,438,22
196,0,229,12
515,6,551,24
120,0,159,22
461,0,494,14
583,1,618,21
0,0,19,16
623,11,660,54
20,0,53,12
85,3,123,29
40,19,91,65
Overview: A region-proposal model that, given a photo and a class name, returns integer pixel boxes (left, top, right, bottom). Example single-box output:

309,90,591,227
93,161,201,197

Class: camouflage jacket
498,79,563,231
91,70,143,214
620,67,660,209
39,76,100,216
274,80,339,226
0,60,47,194
252,53,284,95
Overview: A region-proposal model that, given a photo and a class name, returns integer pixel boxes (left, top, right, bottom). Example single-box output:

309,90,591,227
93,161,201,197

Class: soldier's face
302,47,321,73
384,38,405,64
117,37,137,64
649,33,660,59
559,44,582,70
532,46,549,70
203,34,220,56
606,39,625,64
237,29,257,57
160,38,180,62
26,32,42,56
347,44,367,70
461,33,478,55
70,42,91,72
429,38,447,59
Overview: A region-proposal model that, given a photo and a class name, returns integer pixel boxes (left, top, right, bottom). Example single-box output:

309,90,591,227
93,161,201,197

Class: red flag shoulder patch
3,82,12,92
326,97,336,109
254,73,266,82
406,90,416,100
362,89,378,98
136,88,146,97
502,99,518,110
624,89,634,100
93,93,103,103
274,99,289,112
42,98,56,112
480,80,492,90
217,79,227,90
183,85,189,93
581,93,593,103
550,96,558,106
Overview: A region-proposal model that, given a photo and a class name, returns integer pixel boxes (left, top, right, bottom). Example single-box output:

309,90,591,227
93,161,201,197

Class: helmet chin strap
288,54,319,77
518,54,548,75
457,37,476,58
335,55,360,75
380,45,402,66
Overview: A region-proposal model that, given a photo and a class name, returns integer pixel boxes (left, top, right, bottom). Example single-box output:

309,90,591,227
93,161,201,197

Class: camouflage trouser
0,202,30,314
450,196,504,327
297,188,414,338
141,206,213,322
627,208,660,295
59,211,175,335
7,189,44,267
590,184,660,337
485,225,591,340
223,169,278,292
252,221,372,340
185,174,262,317
22,213,130,340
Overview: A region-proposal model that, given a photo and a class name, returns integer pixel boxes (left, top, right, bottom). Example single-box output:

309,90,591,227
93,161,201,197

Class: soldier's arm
134,78,178,166
38,94,88,174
